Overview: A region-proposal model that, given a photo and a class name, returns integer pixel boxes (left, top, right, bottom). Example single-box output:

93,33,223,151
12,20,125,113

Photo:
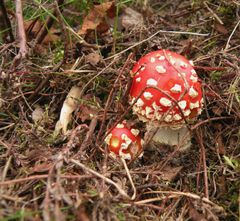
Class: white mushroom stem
145,124,191,151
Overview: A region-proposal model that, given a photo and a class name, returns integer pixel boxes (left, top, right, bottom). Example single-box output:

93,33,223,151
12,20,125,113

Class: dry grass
0,0,239,220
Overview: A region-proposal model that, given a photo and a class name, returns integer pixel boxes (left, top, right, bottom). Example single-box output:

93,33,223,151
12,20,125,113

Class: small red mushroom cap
104,122,143,160
129,50,203,127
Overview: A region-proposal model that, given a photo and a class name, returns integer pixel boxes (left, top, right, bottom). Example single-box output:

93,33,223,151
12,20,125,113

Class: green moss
210,71,223,81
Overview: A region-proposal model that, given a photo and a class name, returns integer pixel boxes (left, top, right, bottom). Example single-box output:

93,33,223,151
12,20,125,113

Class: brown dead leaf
161,166,183,182
78,2,115,35
33,162,53,173
24,20,60,45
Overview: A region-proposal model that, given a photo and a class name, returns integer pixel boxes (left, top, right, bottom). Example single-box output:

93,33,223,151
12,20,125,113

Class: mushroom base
145,125,191,151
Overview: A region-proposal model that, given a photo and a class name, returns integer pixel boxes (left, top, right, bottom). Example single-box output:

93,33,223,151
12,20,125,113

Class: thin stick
204,1,224,24
15,0,27,58
225,19,240,50
196,128,209,199
121,158,136,200
70,159,130,199
106,30,209,60
0,174,93,185
132,190,224,211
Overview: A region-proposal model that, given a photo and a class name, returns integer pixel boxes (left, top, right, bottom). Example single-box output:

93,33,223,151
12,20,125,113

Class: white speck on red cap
159,56,165,60
145,106,153,118
136,98,144,107
143,92,153,100
180,61,188,68
164,114,173,122
104,133,112,145
147,78,158,86
116,123,125,129
173,114,182,121
184,109,191,116
170,84,182,93
160,97,172,107
190,74,198,83
131,128,140,136
156,65,166,73
178,100,187,109
136,77,141,82
190,101,200,109
150,57,156,63
189,86,198,98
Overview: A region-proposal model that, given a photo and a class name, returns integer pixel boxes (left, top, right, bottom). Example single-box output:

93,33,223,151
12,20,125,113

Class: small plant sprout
105,122,144,199
129,50,203,150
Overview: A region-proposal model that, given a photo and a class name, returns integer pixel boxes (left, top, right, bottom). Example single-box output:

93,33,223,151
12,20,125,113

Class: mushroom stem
145,124,191,151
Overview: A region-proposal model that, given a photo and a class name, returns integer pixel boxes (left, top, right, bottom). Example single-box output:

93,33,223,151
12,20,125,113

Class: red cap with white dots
129,50,203,128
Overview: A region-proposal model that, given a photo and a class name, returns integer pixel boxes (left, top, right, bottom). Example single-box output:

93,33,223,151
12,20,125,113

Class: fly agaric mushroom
104,122,143,160
129,49,203,150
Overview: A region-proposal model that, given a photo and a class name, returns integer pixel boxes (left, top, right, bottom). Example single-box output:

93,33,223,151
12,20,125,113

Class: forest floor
0,0,239,220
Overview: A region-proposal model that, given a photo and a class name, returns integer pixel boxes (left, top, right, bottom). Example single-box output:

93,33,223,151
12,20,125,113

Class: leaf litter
0,0,239,220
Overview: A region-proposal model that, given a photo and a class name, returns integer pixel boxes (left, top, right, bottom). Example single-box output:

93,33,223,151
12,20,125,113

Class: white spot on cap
152,101,161,110
121,134,132,145
131,128,139,137
189,86,198,98
140,66,145,71
104,133,112,145
143,92,153,100
136,98,144,107
160,97,172,107
184,109,191,116
159,56,165,60
129,97,135,105
189,60,194,66
180,61,188,68
120,142,129,150
178,100,187,109
173,114,182,121
155,112,162,120
141,109,146,115
147,78,158,86
164,114,173,122
145,106,153,118
191,69,196,75
190,101,200,109
197,108,203,115
136,72,140,76
150,57,156,63
170,84,182,93
136,77,141,82
169,57,176,65
190,74,198,83
116,123,124,129
156,65,166,73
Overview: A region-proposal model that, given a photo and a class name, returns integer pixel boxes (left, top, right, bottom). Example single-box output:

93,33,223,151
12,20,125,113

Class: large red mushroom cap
129,49,203,128
104,122,143,160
